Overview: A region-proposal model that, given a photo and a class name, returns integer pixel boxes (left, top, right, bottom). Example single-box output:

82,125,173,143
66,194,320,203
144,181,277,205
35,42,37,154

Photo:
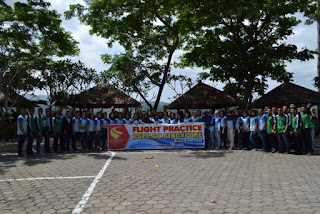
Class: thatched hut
69,83,141,109
251,82,320,108
167,82,239,110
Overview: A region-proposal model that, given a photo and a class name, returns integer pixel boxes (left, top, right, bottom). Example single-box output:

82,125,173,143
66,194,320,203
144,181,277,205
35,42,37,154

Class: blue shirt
109,119,117,124
227,119,235,130
116,118,125,124
208,118,215,131
133,119,141,124
95,118,101,132
79,118,87,133
220,116,227,128
169,119,177,124
152,119,163,124
101,118,109,129
258,114,267,131
17,114,27,135
161,118,170,124
124,119,133,124
235,117,242,130
249,117,258,132
88,119,95,132
214,117,221,131
184,117,192,123
72,117,80,132
242,116,250,131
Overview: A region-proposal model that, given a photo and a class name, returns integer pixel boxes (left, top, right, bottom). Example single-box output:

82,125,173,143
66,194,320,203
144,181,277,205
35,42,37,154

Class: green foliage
66,0,185,110
0,0,79,126
179,0,316,107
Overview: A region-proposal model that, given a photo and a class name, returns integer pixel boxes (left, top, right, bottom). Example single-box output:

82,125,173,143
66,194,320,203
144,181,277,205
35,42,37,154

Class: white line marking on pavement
0,176,95,183
72,151,116,214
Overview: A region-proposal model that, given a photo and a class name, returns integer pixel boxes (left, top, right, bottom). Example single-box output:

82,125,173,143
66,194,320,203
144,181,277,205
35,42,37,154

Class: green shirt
36,115,43,133
301,113,313,129
291,114,300,134
276,115,287,133
28,115,36,133
53,117,62,133
266,115,274,134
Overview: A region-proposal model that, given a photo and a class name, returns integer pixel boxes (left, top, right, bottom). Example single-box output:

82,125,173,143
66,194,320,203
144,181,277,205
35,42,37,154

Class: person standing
300,105,314,155
291,107,302,155
249,110,258,151
274,107,289,154
241,111,250,150
27,108,36,156
208,111,215,149
226,111,235,150
308,104,317,154
87,113,95,149
94,112,102,150
43,108,51,153
266,108,275,152
63,111,73,151
235,111,243,150
52,111,63,153
101,112,109,151
214,111,221,149
72,111,80,151
184,111,193,123
79,112,88,149
198,112,209,149
17,108,28,157
35,108,44,155
258,108,267,152
220,111,227,149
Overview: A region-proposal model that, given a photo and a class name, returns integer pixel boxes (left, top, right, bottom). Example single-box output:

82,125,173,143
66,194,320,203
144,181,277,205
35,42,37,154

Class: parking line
0,176,95,182
72,151,116,214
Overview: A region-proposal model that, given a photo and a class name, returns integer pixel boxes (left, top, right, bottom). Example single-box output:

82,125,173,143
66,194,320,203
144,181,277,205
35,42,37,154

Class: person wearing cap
290,106,302,155
226,111,235,150
214,111,221,149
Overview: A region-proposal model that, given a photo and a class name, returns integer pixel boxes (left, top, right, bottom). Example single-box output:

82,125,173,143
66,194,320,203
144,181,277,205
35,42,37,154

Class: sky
8,0,319,104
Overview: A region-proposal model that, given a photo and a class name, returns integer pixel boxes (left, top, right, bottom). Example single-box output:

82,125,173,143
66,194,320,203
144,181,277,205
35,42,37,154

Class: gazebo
250,82,320,108
69,83,141,109
167,82,239,110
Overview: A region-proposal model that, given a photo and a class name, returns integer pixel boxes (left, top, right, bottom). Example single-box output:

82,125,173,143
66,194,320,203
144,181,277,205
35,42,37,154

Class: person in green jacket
300,105,313,155
52,111,63,153
35,108,44,155
273,107,289,154
27,107,36,156
290,107,302,155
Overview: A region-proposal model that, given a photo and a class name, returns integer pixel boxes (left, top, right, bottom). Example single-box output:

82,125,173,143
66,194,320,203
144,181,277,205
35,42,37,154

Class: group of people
16,104,317,157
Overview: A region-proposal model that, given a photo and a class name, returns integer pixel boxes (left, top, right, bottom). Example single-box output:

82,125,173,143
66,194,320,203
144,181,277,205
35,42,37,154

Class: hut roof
167,82,239,109
0,91,35,107
69,83,141,108
251,82,320,108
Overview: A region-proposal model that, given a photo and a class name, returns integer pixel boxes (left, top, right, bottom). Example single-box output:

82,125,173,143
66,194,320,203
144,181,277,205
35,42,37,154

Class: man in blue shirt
72,111,81,151
17,108,28,157
258,108,267,152
42,108,51,153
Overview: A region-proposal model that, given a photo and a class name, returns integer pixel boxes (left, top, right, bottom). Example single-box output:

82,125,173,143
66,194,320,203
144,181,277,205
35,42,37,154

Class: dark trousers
302,128,312,153
72,132,80,150
293,133,302,155
27,132,34,155
242,131,250,149
204,128,210,149
102,128,108,150
235,130,242,149
44,129,51,153
80,132,87,149
59,134,65,151
95,131,102,148
266,133,274,152
87,132,94,149
220,127,227,148
53,132,61,153
64,133,73,150
18,135,25,156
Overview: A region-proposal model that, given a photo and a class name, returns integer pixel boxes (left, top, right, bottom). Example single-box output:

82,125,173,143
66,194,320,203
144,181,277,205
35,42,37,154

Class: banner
108,122,205,150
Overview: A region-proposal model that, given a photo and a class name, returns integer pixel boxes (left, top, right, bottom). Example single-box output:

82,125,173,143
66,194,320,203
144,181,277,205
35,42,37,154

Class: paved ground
0,139,320,213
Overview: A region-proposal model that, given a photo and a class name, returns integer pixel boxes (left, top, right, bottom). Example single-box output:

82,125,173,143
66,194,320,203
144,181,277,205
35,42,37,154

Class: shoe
284,152,289,154
307,152,312,156
251,149,257,151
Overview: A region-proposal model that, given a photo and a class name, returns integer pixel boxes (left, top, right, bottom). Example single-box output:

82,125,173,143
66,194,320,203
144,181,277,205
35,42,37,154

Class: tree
65,0,188,110
0,0,79,126
180,0,315,107
40,59,98,108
